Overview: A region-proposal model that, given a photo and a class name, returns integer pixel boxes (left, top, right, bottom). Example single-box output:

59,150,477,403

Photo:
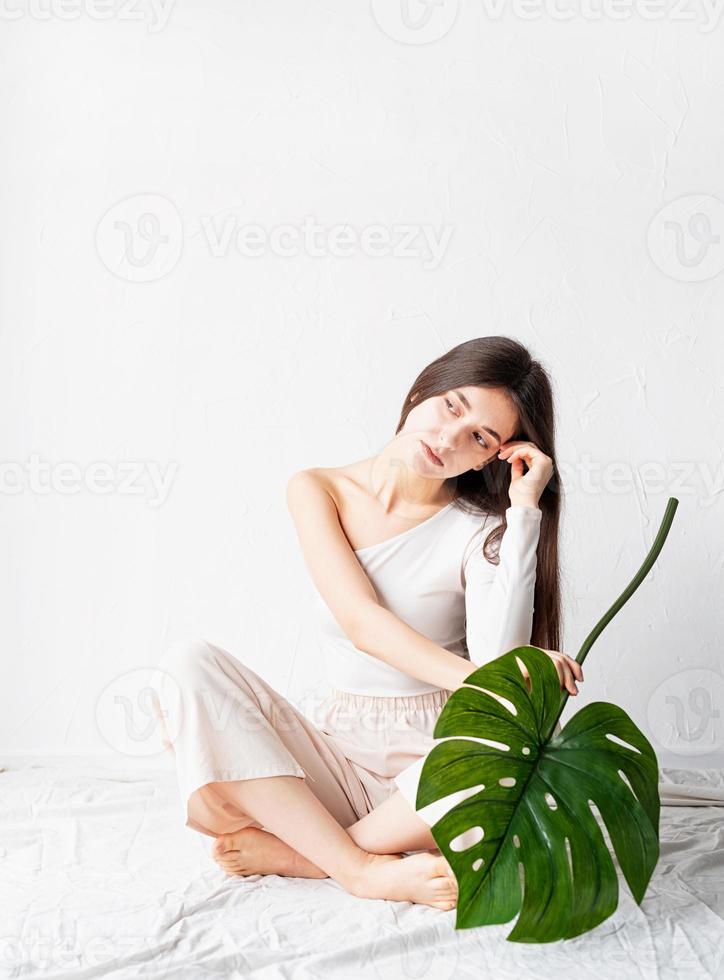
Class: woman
152,336,583,912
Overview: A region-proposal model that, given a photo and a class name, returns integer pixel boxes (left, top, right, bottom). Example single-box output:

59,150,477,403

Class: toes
213,848,244,869
217,857,246,874
216,853,242,867
434,879,457,897
432,897,457,911
213,833,240,855
432,855,456,879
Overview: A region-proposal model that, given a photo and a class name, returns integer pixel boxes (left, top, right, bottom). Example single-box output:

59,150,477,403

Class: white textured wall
1,1,722,769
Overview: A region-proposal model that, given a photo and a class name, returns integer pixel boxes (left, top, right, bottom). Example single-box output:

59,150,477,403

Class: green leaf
418,646,659,940
417,497,678,941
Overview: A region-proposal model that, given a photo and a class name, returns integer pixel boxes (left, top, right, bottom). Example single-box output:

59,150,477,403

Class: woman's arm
286,470,475,692
347,604,477,692
463,504,542,667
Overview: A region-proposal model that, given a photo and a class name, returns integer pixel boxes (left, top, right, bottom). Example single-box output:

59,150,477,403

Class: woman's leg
347,789,437,852
205,772,377,888
202,772,457,909
155,640,456,906
213,788,435,877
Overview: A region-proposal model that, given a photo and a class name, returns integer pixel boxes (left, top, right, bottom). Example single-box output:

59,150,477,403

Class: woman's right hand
498,440,554,509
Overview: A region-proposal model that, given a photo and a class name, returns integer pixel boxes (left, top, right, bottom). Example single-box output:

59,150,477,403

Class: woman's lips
421,440,444,466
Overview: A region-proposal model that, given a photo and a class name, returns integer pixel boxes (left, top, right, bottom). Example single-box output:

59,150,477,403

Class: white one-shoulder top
309,501,543,697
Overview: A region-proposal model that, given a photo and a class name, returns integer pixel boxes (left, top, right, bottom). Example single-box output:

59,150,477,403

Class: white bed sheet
1,757,723,979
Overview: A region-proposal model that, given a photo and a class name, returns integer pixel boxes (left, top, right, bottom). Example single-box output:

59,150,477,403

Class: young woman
152,335,583,912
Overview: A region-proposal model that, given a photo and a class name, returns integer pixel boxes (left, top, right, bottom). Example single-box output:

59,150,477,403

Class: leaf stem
548,496,679,737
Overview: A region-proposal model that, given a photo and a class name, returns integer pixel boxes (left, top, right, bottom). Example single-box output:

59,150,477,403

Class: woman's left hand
518,650,584,696
497,440,554,508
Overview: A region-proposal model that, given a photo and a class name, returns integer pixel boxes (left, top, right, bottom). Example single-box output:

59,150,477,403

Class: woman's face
400,385,520,479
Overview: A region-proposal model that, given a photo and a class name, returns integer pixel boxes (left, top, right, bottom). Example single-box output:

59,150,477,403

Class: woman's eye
445,396,488,449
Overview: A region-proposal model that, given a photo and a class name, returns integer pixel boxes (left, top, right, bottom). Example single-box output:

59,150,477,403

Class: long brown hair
395,336,562,652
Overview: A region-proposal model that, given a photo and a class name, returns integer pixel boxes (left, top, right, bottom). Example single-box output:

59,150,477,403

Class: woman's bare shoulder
295,461,369,508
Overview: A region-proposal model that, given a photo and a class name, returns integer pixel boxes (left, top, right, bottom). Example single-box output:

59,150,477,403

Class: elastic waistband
327,687,452,711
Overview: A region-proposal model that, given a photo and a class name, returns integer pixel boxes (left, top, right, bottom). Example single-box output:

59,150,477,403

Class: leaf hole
544,792,558,811
521,746,531,755
605,733,642,754
564,836,574,880
514,655,532,691
472,857,484,871
588,799,616,856
512,833,520,848
457,736,510,751
618,769,637,799
449,825,484,852
477,686,518,716
498,776,516,788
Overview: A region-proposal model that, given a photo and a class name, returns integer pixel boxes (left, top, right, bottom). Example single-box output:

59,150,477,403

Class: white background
1,0,722,768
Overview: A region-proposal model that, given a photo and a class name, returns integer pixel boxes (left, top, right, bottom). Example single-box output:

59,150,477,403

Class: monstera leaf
417,497,679,942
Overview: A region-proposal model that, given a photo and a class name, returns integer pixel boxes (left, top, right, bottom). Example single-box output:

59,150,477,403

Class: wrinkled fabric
1,757,723,978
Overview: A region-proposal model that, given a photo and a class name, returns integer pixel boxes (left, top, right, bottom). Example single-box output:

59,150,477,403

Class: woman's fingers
553,660,578,694
519,650,585,695
563,654,584,681
542,650,584,695
561,663,578,695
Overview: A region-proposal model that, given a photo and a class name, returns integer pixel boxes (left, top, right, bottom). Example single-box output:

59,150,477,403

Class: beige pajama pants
151,638,560,841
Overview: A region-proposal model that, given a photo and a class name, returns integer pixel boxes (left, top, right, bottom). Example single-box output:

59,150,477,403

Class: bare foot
212,827,328,878
348,851,458,911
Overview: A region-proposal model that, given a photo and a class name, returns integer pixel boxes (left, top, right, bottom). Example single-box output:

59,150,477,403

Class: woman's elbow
341,600,381,651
